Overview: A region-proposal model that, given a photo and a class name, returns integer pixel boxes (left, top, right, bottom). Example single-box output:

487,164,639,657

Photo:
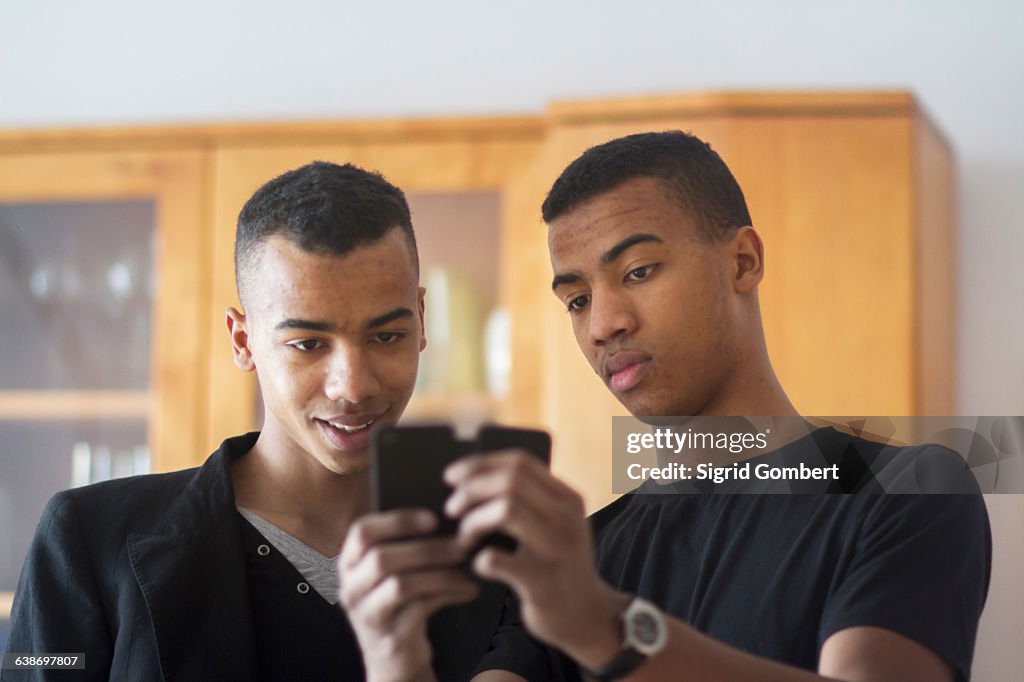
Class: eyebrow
273,307,413,333
600,233,664,264
275,318,336,333
366,307,414,329
551,272,581,291
551,233,665,291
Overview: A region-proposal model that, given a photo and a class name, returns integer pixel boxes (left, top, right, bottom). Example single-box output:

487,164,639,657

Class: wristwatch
584,596,668,681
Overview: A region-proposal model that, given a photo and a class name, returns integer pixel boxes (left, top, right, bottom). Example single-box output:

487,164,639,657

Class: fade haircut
541,131,752,240
234,161,417,304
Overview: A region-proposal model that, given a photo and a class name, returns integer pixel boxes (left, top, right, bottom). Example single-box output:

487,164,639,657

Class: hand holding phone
370,423,551,544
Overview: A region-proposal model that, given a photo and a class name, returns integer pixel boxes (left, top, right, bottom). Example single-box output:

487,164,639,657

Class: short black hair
541,131,752,240
234,161,417,302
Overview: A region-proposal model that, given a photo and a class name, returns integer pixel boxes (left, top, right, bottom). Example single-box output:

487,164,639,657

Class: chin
334,464,370,477
622,392,698,424
633,414,698,427
319,450,370,477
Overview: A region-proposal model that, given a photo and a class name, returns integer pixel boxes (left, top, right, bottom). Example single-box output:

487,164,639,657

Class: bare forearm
570,612,951,682
608,618,834,682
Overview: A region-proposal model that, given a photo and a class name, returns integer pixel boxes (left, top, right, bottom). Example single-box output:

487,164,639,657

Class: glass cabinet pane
0,420,148,590
0,200,157,647
411,191,502,397
0,201,155,390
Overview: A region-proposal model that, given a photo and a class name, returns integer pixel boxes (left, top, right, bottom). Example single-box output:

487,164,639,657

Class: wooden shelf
0,390,150,420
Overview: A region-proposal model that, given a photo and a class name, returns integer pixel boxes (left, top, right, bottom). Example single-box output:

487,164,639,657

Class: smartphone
475,424,551,463
370,423,551,542
370,424,463,537
471,424,551,552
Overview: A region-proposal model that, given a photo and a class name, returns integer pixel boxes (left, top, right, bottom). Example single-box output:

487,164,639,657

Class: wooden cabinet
0,92,954,552
0,150,209,472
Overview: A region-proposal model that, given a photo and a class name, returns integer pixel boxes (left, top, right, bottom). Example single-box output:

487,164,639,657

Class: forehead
547,177,701,266
245,231,418,320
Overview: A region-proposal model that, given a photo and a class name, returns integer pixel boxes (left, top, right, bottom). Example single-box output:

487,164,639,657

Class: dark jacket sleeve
3,493,113,681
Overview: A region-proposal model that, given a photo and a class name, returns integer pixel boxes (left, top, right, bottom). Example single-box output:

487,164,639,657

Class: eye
372,332,405,344
625,264,656,282
287,339,324,352
566,294,590,313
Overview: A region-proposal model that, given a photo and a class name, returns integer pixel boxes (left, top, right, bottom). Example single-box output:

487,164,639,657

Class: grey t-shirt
237,507,340,604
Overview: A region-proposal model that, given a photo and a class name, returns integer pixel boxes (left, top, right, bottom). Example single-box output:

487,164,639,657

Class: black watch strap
584,647,646,681
583,597,667,681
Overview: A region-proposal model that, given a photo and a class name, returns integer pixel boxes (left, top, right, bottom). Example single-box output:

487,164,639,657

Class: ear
730,227,764,294
226,306,256,372
417,286,428,351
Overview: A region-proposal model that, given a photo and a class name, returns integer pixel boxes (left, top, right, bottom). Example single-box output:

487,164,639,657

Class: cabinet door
0,150,208,617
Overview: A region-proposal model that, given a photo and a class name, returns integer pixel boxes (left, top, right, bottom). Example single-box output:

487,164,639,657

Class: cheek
570,315,599,361
258,353,320,399
377,346,421,390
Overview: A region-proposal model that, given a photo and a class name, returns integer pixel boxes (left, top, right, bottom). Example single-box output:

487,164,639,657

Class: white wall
2,0,1021,678
3,0,1021,413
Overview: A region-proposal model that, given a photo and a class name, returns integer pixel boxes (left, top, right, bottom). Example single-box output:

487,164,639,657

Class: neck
230,428,369,557
670,328,804,468
654,416,815,470
702,318,798,418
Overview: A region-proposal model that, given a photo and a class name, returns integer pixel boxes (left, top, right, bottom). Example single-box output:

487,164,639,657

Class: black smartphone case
371,424,463,536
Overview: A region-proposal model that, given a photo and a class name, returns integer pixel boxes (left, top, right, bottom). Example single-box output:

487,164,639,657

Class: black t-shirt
240,513,366,681
590,428,991,681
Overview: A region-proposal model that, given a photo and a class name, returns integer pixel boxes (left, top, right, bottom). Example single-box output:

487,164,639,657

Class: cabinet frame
0,149,210,472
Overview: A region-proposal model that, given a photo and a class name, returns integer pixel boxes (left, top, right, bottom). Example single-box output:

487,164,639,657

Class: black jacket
4,433,506,681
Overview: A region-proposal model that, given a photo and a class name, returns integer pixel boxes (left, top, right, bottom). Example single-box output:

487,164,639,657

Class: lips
315,413,383,450
324,416,376,432
602,350,652,393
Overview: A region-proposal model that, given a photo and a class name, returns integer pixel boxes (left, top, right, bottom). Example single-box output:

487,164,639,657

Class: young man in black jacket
5,161,524,681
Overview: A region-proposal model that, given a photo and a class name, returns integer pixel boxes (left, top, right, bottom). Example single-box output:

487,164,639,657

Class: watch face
625,599,667,656
633,612,660,646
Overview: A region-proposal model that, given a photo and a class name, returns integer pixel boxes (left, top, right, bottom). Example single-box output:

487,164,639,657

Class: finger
339,509,437,570
355,569,480,627
379,587,485,649
339,536,466,607
445,463,582,527
454,494,568,556
445,452,583,520
445,449,548,487
471,546,532,593
452,449,580,505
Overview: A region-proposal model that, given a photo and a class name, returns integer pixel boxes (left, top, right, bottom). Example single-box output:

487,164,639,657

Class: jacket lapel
127,435,259,681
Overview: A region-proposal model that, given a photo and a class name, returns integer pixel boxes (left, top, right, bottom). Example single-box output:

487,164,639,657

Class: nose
323,345,381,404
586,288,638,346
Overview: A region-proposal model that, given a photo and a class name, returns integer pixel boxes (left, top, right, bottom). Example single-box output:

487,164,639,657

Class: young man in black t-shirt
448,132,989,682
